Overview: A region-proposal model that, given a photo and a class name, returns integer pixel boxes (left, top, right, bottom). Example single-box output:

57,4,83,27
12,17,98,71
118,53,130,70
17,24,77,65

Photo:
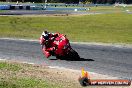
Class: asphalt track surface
0,39,132,80
0,10,101,15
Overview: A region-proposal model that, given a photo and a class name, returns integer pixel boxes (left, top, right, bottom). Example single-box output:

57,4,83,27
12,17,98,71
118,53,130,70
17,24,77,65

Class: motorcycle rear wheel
56,55,63,59
69,49,80,60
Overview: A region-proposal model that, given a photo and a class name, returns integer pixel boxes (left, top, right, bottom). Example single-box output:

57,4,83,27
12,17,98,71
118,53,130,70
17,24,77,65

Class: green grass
0,61,63,88
0,77,60,88
0,10,7,12
0,62,22,71
89,6,121,12
0,12,132,43
88,6,132,12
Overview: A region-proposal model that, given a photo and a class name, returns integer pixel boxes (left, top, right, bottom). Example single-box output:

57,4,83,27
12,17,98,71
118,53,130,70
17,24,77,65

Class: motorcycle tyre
69,49,80,60
56,55,63,60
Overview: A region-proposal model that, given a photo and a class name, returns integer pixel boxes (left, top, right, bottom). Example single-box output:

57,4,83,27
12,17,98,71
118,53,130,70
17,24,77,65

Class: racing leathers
40,32,59,58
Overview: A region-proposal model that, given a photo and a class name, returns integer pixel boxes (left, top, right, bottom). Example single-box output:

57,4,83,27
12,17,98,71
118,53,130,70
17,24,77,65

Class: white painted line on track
48,66,79,72
0,38,38,42
0,59,7,61
22,62,35,65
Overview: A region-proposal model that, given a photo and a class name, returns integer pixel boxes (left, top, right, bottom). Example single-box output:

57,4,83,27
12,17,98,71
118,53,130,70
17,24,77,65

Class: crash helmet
42,31,50,40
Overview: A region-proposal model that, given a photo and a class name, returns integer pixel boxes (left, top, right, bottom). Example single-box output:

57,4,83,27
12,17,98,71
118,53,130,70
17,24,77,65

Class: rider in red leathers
39,31,59,58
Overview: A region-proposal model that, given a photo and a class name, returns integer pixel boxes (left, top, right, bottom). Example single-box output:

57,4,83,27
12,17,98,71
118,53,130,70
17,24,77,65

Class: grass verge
0,60,131,88
0,61,63,88
0,10,7,12
0,62,21,71
0,77,60,88
0,12,132,44
88,6,132,12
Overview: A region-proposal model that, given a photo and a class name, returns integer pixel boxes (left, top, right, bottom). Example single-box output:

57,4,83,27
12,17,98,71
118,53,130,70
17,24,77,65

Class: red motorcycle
39,33,80,60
